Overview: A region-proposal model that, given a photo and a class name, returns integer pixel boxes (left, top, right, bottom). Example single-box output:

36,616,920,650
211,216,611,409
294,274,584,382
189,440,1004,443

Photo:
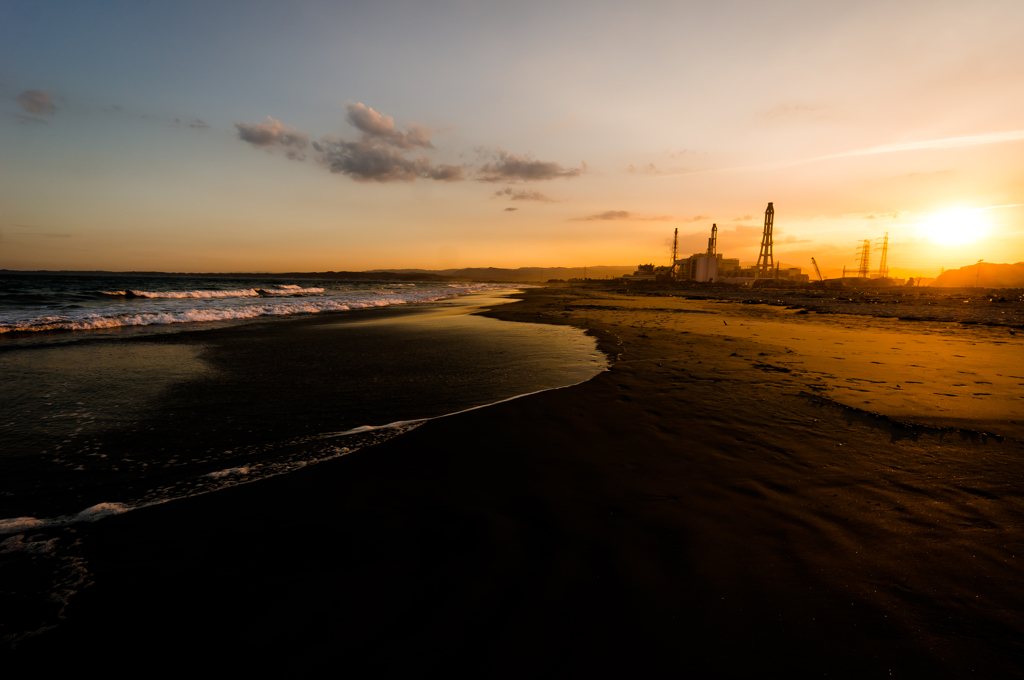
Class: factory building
676,252,741,281
622,264,658,281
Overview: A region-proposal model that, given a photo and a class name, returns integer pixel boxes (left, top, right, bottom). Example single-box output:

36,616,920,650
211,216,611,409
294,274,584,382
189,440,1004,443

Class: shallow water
0,291,607,525
0,287,611,644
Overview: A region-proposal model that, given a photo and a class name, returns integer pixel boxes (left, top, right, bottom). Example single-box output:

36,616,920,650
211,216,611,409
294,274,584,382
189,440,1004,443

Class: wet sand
18,287,1024,676
562,292,1024,439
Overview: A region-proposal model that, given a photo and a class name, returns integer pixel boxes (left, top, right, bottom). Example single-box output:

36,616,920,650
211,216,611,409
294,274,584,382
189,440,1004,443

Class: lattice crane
756,203,774,277
811,257,824,282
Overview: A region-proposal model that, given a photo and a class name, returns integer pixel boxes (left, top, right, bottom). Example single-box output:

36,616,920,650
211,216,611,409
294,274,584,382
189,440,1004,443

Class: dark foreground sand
21,288,1024,676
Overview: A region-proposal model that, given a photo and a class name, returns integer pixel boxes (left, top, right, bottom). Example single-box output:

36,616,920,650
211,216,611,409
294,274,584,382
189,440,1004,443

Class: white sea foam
0,516,46,534
74,502,130,522
1,523,91,646
110,285,400,299
0,502,131,536
1,282,507,333
127,289,260,298
1,300,363,332
1,533,58,554
320,419,428,438
101,286,323,298
205,465,250,479
256,287,324,295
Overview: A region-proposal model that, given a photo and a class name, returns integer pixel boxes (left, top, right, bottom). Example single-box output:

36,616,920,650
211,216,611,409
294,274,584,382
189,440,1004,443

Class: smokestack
706,223,717,256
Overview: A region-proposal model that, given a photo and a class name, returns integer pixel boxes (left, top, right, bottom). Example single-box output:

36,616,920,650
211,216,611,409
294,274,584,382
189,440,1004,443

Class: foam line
1,283,510,333
0,374,605,536
0,503,132,536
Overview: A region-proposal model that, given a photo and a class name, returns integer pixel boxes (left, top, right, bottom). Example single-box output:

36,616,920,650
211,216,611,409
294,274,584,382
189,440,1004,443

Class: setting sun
923,209,990,246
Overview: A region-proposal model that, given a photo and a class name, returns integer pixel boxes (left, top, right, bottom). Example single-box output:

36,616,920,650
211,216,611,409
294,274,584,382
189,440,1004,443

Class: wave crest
2,283,507,334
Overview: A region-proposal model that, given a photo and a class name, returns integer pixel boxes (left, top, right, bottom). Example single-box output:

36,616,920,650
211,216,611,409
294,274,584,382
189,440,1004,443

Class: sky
2,0,1023,277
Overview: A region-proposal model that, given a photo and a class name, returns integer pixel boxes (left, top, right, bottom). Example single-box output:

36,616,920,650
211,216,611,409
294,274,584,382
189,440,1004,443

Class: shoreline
12,286,1024,675
0,288,603,522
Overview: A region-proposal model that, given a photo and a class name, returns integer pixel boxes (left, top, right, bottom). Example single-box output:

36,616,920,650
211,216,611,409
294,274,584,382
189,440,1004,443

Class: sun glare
924,209,989,246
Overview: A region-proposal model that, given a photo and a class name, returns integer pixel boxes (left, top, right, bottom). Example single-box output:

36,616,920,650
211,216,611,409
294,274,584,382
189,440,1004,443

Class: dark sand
17,287,1024,676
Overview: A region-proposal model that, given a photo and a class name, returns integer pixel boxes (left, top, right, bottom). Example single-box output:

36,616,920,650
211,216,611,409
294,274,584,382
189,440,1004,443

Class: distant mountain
932,262,1024,288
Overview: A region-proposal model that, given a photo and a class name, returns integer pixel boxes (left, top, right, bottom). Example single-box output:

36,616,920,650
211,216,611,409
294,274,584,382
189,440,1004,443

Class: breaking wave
101,286,324,299
0,282,508,334
3,299,385,333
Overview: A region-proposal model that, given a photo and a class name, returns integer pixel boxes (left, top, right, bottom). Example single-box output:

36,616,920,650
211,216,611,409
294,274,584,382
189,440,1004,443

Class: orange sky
3,1,1022,277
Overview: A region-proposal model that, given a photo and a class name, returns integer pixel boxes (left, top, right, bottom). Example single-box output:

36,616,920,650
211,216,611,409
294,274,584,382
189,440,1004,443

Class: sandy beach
13,286,1024,676
10,2,1024,675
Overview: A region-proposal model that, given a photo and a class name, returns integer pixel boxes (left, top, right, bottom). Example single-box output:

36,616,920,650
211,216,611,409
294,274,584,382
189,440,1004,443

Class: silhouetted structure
624,228,682,281
756,203,774,278
811,258,823,282
622,263,657,281
838,234,900,284
857,240,871,277
843,240,872,278
674,205,807,283
877,233,889,278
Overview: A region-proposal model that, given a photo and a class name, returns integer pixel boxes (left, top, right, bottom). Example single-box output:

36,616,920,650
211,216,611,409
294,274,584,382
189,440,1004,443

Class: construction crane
811,257,824,282
756,203,774,277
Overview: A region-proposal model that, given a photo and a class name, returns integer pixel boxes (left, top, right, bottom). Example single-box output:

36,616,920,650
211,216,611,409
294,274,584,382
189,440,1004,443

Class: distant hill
932,262,1024,288
0,269,460,282
369,266,637,281
0,266,636,282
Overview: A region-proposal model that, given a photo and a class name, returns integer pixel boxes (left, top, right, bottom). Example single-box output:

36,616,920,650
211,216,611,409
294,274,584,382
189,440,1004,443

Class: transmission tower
707,223,717,256
876,232,889,278
855,239,871,278
756,203,774,277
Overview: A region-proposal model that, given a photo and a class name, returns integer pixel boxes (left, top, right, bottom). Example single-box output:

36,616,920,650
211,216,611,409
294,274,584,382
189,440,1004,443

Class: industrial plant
623,203,810,284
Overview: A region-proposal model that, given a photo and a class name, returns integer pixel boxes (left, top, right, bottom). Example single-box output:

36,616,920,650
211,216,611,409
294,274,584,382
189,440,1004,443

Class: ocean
0,273,507,335
0,275,608,643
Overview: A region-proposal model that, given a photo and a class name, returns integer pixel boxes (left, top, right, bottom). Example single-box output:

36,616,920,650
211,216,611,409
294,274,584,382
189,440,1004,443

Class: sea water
0,275,607,526
0,275,608,644
0,273,507,335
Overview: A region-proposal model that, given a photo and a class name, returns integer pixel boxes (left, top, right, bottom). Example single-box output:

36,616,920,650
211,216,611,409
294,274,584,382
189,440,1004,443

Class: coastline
13,286,1024,675
0,288,603,522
